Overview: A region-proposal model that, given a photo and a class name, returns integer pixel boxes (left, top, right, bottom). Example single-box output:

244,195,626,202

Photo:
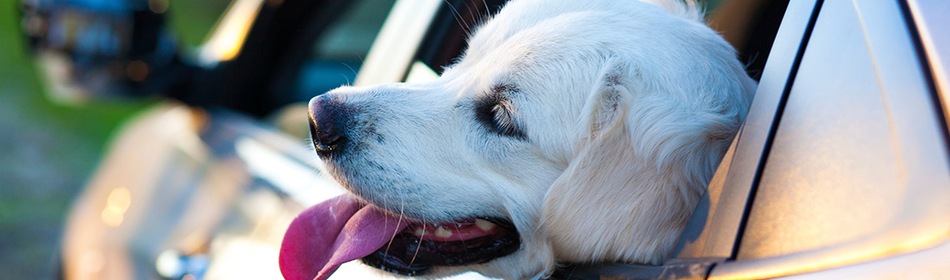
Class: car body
57,0,950,279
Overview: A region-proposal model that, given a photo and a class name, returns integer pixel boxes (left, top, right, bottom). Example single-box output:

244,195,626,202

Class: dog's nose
308,95,346,155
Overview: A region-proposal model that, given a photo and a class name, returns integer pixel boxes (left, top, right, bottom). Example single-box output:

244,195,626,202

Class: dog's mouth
278,195,520,280
362,217,520,276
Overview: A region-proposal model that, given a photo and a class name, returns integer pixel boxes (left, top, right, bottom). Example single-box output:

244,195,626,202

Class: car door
710,0,950,278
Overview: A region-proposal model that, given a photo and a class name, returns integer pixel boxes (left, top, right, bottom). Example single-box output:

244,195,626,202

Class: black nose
308,95,346,155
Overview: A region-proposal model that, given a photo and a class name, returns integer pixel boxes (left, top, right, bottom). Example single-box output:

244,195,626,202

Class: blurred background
0,0,229,277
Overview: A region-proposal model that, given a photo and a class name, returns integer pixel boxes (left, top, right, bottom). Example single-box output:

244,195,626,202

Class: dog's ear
541,63,729,264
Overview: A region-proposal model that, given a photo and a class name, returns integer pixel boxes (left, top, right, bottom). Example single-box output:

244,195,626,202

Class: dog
279,0,756,279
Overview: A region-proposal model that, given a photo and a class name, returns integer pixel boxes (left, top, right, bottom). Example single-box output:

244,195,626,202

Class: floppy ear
541,64,726,264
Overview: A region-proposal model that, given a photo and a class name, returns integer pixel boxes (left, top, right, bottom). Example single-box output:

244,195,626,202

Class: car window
353,0,508,85
709,0,950,277
407,0,509,83
672,0,809,262
292,0,394,97
167,0,233,48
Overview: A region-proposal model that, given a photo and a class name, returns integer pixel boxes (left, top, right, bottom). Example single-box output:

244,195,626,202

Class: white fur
316,0,755,278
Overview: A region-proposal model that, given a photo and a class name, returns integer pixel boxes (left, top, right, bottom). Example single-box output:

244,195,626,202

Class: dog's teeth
475,219,496,231
413,228,426,237
434,226,453,238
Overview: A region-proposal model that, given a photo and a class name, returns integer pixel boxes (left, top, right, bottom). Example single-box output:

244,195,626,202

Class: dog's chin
359,216,521,277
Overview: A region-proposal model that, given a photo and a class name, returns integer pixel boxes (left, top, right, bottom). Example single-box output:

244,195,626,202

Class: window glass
294,0,395,97
167,0,233,47
311,0,393,61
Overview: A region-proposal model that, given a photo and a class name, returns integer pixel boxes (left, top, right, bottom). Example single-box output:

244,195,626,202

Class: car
40,0,950,278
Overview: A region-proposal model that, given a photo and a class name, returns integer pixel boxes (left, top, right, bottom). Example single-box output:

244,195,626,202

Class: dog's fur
315,0,755,278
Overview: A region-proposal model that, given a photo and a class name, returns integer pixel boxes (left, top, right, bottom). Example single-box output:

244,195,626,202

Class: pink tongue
279,195,408,280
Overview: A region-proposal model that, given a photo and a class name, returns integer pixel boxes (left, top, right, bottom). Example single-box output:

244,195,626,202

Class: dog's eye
475,93,527,140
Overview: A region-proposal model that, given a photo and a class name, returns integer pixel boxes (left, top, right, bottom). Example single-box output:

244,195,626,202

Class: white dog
279,0,756,279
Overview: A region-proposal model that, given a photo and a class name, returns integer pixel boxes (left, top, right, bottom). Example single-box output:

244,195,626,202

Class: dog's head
281,0,756,279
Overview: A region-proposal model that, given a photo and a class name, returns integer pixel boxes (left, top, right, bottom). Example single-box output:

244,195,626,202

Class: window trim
673,0,823,261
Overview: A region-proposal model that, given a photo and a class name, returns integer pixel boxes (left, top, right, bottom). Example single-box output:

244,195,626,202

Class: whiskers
409,215,426,268
382,197,404,258
455,222,470,253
